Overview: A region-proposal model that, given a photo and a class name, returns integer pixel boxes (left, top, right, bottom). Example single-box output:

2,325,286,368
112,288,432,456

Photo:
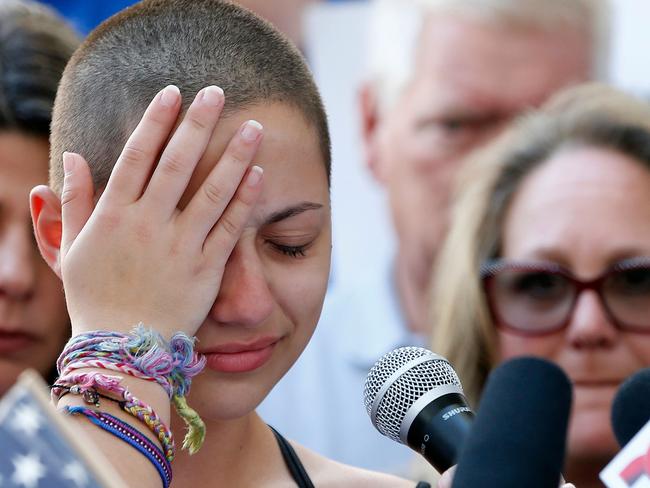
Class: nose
209,243,274,328
565,290,617,349
0,224,36,300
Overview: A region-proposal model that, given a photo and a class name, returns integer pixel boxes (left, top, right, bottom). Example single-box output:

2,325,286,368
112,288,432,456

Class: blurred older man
260,0,607,476
359,0,606,336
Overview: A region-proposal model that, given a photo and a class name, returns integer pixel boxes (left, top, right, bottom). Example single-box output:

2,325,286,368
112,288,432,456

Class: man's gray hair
365,0,609,111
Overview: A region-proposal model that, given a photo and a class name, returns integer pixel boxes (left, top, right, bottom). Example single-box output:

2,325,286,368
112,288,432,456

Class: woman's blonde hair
431,83,650,405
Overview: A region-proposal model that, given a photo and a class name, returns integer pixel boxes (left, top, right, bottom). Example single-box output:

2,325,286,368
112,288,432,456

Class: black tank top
269,426,431,488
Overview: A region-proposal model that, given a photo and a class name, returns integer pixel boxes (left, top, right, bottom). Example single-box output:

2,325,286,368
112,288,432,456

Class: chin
187,368,279,422
0,361,23,397
567,406,618,464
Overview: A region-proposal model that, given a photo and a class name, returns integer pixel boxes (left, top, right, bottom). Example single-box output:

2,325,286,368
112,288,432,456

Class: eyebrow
264,202,324,225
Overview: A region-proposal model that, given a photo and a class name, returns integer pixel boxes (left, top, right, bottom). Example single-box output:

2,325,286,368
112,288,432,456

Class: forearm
56,369,171,488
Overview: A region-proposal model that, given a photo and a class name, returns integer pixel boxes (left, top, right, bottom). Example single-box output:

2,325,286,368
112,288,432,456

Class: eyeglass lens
604,267,650,329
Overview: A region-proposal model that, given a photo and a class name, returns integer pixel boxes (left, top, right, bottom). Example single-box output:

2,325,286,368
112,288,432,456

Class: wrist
56,326,206,454
54,367,171,419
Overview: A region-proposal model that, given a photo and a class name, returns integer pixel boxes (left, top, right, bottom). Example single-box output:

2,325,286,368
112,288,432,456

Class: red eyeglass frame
480,257,650,336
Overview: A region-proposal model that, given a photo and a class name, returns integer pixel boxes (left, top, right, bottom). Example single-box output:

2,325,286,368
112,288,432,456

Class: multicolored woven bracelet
63,405,172,488
57,325,206,453
53,372,175,462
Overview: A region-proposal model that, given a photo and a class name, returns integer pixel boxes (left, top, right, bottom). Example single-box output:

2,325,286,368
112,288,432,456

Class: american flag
0,371,119,488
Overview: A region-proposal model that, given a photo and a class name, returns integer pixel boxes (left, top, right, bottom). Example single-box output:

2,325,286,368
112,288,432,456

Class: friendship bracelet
57,325,206,453
62,358,164,392
52,372,124,405
53,383,107,407
63,405,172,488
58,326,205,397
54,372,175,462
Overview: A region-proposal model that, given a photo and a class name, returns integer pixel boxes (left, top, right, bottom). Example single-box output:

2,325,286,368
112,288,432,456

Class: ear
358,81,387,185
30,185,63,279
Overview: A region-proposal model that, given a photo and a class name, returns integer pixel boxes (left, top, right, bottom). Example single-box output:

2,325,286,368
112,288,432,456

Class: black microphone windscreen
452,356,572,488
612,368,650,447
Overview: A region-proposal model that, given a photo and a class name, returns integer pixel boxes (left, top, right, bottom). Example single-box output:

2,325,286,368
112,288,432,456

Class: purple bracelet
63,405,172,488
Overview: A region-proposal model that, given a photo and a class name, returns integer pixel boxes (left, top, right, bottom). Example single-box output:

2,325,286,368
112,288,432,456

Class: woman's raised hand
56,85,264,338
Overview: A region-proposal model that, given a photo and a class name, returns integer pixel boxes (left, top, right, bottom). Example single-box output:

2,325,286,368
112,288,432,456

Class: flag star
11,405,42,437
11,452,46,488
62,461,89,487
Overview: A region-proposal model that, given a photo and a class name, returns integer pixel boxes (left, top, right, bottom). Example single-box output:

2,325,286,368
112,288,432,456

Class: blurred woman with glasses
431,83,650,488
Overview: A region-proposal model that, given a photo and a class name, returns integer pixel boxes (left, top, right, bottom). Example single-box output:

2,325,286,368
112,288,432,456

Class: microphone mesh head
363,346,462,443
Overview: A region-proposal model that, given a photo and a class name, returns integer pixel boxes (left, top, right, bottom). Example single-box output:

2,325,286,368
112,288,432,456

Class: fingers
182,119,263,243
59,152,95,259
102,85,181,205
437,465,456,488
144,86,225,215
202,165,263,258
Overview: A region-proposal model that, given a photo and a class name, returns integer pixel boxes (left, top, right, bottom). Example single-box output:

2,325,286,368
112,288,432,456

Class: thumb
60,151,94,260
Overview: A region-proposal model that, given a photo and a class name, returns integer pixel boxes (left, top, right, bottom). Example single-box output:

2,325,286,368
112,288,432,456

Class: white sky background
609,0,650,96
305,0,650,292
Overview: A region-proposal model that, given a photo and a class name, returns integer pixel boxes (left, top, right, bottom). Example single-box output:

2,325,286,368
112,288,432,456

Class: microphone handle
406,393,474,473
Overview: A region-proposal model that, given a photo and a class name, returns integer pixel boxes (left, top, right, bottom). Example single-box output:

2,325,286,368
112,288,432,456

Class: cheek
624,336,650,366
568,396,618,461
0,361,25,396
36,267,68,317
273,261,329,332
380,127,461,186
497,331,562,363
32,264,70,346
377,121,421,171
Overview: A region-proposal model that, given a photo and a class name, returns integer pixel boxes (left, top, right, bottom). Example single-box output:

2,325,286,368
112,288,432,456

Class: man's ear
30,185,63,279
358,81,387,185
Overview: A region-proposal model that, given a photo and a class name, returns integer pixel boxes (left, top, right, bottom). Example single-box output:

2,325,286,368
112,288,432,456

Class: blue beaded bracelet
63,405,172,488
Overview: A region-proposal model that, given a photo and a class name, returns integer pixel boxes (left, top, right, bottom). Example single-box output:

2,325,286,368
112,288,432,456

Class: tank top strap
269,425,315,488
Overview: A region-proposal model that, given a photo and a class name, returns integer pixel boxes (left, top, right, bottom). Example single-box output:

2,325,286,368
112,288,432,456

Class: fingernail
202,85,224,106
160,85,180,107
63,152,76,175
246,165,263,187
241,120,263,142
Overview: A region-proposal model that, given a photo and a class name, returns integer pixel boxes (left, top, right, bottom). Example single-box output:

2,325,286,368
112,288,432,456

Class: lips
200,337,281,373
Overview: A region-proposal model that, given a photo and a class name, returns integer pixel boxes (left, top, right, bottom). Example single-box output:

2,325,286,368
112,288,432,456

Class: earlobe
30,185,63,278
358,82,387,184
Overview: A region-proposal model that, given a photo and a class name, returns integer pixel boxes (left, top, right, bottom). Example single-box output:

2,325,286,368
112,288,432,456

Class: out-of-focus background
303,0,650,294
42,0,650,294
38,0,650,295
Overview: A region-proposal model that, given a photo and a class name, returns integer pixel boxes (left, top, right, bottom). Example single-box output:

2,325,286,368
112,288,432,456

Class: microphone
599,368,650,486
363,347,474,473
452,356,572,488
611,367,650,447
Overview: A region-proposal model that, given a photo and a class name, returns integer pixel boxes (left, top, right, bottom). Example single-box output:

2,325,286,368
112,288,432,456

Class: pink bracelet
54,372,175,462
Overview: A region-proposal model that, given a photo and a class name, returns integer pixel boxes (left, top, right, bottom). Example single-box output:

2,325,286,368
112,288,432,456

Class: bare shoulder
292,441,417,488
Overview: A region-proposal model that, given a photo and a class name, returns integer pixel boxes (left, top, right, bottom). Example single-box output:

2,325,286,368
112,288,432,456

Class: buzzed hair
50,0,330,194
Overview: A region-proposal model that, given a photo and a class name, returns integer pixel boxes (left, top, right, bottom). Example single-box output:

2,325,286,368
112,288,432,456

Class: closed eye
270,242,309,258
